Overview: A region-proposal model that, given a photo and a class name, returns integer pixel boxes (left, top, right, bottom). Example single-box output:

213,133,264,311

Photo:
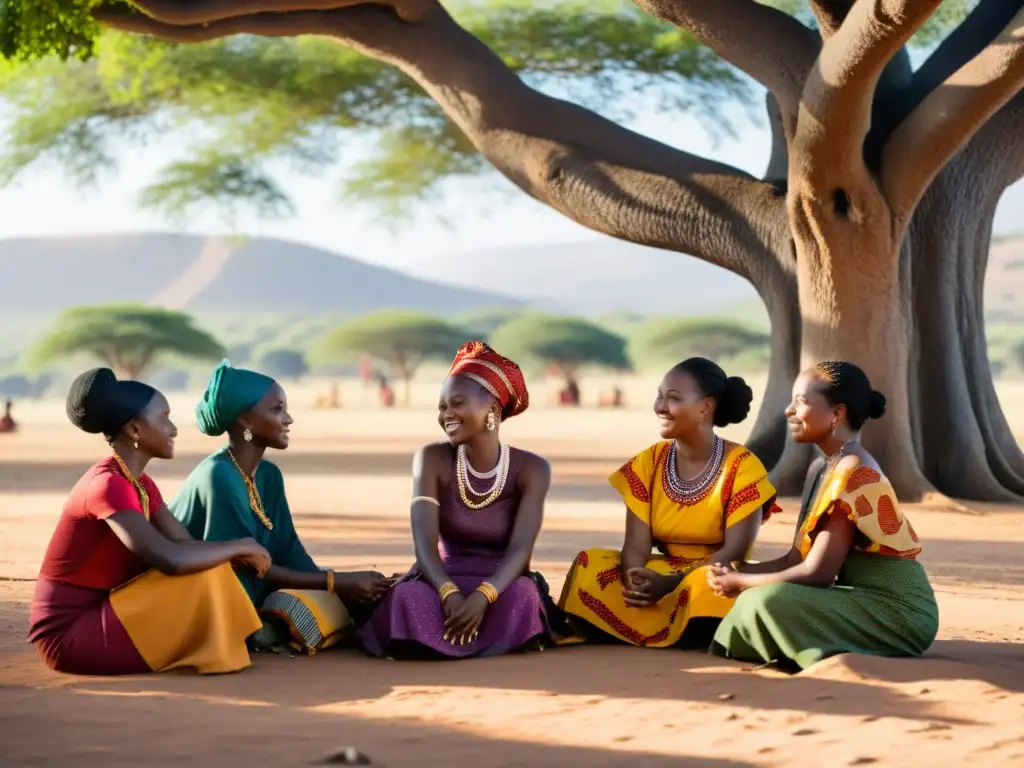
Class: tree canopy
629,317,769,371
28,304,225,379
313,309,469,402
0,0,752,226
256,347,310,380
488,314,629,380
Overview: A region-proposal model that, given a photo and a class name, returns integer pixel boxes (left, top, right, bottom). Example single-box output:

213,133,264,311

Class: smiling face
243,382,293,450
785,371,845,444
125,392,178,460
438,375,498,445
653,368,714,440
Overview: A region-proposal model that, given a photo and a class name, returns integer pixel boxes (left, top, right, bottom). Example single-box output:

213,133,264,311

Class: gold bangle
476,581,499,604
326,568,335,595
412,496,441,506
438,582,459,602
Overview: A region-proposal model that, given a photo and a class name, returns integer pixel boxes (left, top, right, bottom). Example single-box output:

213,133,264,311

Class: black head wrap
66,368,157,439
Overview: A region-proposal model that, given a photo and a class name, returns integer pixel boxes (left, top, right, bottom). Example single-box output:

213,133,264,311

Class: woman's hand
444,590,489,644
623,567,677,607
233,538,271,578
707,563,747,598
336,571,390,602
442,591,465,623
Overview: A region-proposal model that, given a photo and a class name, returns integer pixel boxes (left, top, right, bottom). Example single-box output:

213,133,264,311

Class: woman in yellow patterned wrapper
708,362,939,671
558,358,779,648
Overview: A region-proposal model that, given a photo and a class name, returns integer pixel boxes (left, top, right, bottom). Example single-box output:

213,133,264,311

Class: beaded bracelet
438,582,459,602
476,581,499,604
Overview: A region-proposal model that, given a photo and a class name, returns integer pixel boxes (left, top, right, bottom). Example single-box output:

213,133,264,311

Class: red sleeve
140,474,165,511
84,472,147,520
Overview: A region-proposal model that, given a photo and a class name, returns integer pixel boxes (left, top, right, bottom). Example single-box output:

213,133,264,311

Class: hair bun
714,375,754,427
868,390,887,420
66,368,119,434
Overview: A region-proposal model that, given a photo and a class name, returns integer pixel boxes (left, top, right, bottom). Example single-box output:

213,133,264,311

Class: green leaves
313,309,471,370
0,0,104,62
29,303,225,378
0,1,750,225
488,314,630,374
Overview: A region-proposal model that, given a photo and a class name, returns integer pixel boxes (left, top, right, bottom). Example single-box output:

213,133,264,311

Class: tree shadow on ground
0,670,758,767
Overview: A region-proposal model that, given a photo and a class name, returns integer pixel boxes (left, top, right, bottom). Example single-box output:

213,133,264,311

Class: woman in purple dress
360,341,552,659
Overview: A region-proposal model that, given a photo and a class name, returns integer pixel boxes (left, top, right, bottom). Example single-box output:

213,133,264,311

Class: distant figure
314,383,341,409
0,399,16,433
598,385,624,408
377,374,395,408
558,379,581,407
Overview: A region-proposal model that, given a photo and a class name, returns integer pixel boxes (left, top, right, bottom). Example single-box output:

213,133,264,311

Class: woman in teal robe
171,361,390,651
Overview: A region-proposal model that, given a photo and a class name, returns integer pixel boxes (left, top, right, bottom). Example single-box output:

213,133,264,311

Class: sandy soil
1,396,1024,767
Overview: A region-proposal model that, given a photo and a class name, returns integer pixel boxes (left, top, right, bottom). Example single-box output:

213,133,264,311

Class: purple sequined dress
359,449,548,659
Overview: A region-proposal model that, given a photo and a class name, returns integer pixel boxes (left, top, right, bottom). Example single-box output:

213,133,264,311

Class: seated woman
709,361,939,671
171,362,389,654
359,341,552,659
559,358,778,648
0,398,16,433
28,368,268,675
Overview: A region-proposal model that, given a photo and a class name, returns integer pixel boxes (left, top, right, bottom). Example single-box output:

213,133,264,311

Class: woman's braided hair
813,361,886,431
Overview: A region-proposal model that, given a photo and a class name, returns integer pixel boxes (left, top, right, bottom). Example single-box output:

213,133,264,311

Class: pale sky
1,93,1021,272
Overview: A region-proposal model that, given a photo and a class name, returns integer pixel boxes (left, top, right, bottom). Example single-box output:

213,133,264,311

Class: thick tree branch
128,0,428,24
809,0,853,40
881,7,1024,215
884,0,1024,135
630,1,819,121
94,5,331,40
793,0,940,184
311,3,790,282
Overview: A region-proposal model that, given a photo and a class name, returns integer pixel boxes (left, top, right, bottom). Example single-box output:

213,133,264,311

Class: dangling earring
486,413,496,432
133,434,139,450
830,420,837,436
243,428,253,442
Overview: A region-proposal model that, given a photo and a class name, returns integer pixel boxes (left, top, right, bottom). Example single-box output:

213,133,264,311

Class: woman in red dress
28,368,271,675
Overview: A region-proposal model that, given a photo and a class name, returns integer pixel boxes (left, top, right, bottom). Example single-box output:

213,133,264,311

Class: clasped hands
442,590,489,645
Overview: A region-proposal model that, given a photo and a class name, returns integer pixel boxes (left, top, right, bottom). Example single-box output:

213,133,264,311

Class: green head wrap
195,360,275,437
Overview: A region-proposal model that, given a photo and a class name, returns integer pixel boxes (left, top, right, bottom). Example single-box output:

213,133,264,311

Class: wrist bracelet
476,581,499,604
326,568,335,595
438,581,459,602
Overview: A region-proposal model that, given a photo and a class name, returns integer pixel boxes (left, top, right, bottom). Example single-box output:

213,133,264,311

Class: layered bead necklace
227,449,274,530
662,435,725,505
455,443,510,509
112,452,150,519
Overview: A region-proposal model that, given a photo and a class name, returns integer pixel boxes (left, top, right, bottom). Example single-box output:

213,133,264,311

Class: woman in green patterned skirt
708,361,939,671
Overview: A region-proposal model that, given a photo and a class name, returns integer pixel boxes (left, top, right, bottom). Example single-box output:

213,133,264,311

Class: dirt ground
2,389,1024,767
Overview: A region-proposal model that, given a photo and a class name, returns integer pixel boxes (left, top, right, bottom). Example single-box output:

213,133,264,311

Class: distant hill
0,233,523,316
410,235,1024,320
407,239,759,316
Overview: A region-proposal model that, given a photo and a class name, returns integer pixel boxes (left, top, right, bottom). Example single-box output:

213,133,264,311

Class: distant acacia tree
489,314,629,395
256,348,310,381
314,310,470,405
29,304,225,379
630,318,770,371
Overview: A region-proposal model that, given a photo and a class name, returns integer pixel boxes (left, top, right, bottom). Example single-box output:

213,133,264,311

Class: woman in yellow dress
559,358,779,648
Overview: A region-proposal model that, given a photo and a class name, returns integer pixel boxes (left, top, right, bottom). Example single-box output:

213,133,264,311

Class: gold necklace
227,449,273,531
112,452,150,519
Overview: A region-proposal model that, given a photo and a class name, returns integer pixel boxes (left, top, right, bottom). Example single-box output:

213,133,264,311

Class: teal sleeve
264,464,318,573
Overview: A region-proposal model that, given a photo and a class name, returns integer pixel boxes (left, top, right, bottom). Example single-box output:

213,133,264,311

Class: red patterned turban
447,341,529,420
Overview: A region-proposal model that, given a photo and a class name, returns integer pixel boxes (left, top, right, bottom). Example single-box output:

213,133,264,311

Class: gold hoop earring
486,413,496,432
243,428,253,442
